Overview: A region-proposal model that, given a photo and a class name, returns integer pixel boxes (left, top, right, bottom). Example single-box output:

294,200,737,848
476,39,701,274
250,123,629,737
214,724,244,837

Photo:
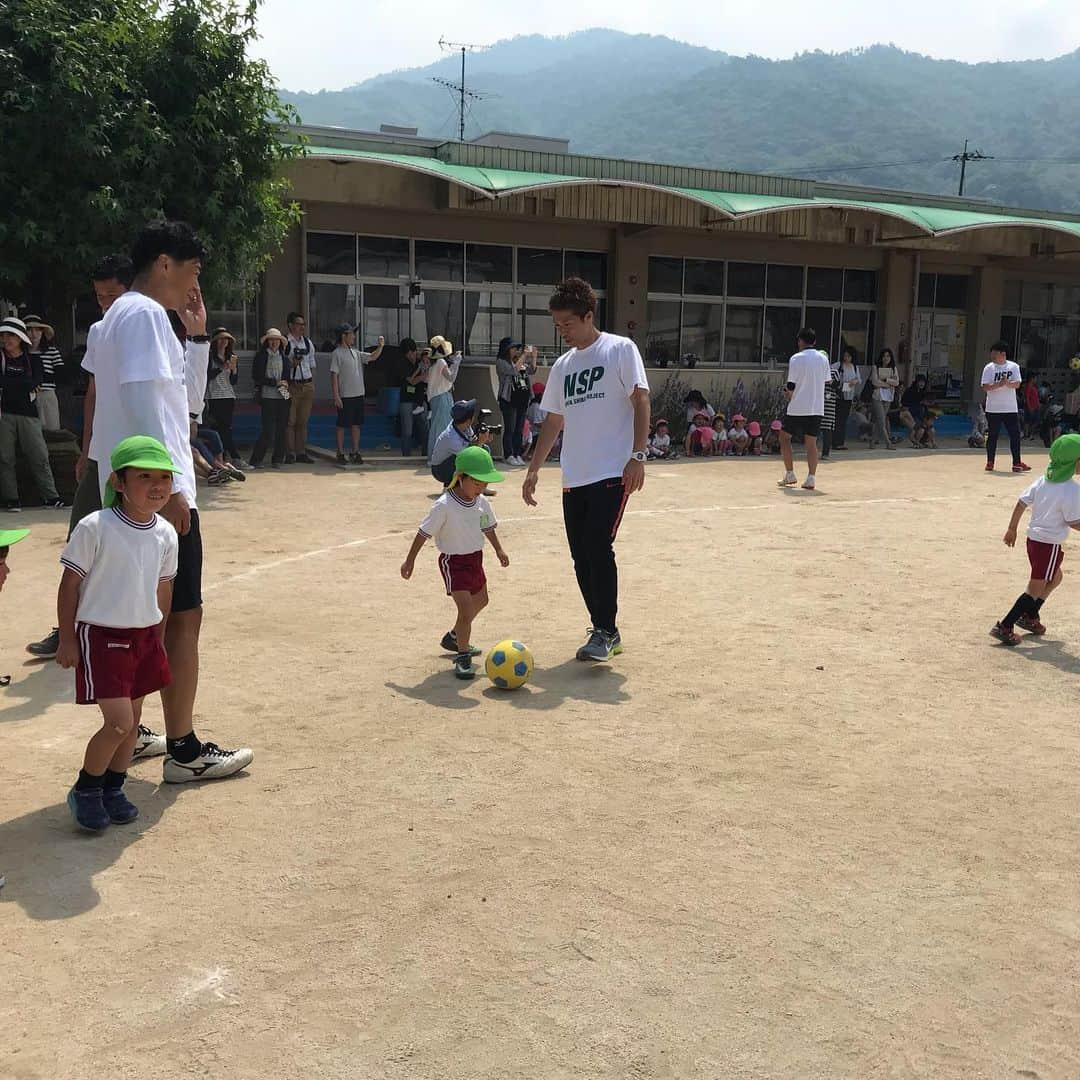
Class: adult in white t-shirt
779,328,830,490
90,220,252,784
980,340,1028,473
523,278,650,662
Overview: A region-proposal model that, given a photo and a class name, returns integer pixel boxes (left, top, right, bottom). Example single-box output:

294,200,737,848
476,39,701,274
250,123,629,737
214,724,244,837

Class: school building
217,123,1080,440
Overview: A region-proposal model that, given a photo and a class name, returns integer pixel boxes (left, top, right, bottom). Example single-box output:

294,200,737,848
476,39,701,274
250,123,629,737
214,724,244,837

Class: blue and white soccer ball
485,639,534,690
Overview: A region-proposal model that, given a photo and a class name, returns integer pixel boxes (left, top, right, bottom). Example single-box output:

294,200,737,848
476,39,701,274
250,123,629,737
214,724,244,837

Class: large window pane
917,273,936,307
360,283,409,351
466,243,512,284
307,232,355,276
767,264,804,300
414,288,463,350
645,300,680,367
763,306,802,367
564,250,608,290
724,305,763,366
727,262,765,298
308,282,358,352
595,298,607,332
1018,318,1049,370
647,256,683,294
840,309,872,366
1027,283,1054,314
518,248,562,287
999,316,1019,357
465,290,513,356
1048,318,1080,370
519,293,559,358
1002,279,1023,312
681,302,723,364
684,258,724,297
415,240,464,283
808,267,844,302
804,306,838,361
356,235,409,278
1053,284,1080,316
843,269,877,305
934,274,968,310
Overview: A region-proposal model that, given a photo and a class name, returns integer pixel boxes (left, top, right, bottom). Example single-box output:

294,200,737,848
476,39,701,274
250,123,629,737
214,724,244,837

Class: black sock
1002,593,1036,627
103,769,126,791
1035,597,1046,612
166,732,202,763
75,768,104,792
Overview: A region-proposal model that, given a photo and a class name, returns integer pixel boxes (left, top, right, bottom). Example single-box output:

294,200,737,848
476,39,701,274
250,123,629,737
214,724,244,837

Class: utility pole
433,36,489,142
952,139,993,197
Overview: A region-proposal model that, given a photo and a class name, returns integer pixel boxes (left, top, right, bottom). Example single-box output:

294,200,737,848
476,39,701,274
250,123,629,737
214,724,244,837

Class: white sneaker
802,474,816,490
163,742,254,783
131,725,167,761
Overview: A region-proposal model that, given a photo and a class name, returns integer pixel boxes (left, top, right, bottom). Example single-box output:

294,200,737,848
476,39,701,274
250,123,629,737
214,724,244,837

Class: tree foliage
0,0,302,309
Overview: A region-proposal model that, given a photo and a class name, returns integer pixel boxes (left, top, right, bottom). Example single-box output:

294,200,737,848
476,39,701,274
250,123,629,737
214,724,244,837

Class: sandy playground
2,445,1078,1079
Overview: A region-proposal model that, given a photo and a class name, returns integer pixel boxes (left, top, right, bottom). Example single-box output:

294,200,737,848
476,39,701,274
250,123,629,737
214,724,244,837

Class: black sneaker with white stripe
163,741,254,783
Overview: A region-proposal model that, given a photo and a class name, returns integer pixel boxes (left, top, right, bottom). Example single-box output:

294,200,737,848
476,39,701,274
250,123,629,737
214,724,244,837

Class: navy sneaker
453,652,475,680
101,787,139,824
67,787,110,832
576,628,623,662
440,630,481,656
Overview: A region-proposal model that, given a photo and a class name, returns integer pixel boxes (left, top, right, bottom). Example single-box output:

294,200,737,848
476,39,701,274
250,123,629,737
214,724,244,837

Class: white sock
805,474,816,484
785,470,796,480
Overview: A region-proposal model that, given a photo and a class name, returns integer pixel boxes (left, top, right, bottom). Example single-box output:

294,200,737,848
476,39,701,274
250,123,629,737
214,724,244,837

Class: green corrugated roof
303,145,1080,241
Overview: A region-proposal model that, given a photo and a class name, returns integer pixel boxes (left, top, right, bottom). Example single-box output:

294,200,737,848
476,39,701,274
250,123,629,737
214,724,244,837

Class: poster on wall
915,310,965,398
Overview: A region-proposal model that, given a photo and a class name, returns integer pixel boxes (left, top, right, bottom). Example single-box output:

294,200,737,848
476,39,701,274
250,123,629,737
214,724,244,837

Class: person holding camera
425,336,462,458
429,398,496,488
496,337,537,466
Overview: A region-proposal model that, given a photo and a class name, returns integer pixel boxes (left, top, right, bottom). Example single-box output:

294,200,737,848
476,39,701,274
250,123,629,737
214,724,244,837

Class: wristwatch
189,334,210,343
631,450,647,462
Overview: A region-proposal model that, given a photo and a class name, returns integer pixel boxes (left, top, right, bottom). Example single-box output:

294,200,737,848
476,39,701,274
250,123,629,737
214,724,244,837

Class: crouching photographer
429,398,501,489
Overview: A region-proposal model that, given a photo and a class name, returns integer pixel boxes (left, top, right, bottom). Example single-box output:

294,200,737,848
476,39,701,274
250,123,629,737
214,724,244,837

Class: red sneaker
985,461,995,472
1016,614,1046,635
990,622,1021,646
1013,462,1032,473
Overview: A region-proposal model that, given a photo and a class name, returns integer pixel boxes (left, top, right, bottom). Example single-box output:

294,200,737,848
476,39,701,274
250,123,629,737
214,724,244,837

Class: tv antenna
433,36,489,141
952,139,993,197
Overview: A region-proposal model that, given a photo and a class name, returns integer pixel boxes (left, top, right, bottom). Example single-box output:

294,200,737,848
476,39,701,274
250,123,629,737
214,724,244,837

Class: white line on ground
204,494,972,592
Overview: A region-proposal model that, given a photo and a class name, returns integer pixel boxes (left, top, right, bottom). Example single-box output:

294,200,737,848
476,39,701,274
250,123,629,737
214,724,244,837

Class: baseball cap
770,420,783,431
732,414,746,422
333,322,355,336
451,398,478,422
104,436,179,508
498,336,524,357
532,381,545,395
654,418,668,428
0,527,29,548
454,446,504,485
747,421,762,437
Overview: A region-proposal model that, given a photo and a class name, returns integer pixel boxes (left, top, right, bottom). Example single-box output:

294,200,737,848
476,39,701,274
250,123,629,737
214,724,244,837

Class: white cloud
252,0,1080,92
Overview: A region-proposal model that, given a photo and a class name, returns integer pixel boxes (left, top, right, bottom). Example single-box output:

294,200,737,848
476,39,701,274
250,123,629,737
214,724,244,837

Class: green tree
0,0,302,313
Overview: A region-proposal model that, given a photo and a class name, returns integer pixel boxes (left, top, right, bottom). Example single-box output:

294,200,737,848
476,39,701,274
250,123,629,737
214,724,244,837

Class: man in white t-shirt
779,327,830,490
981,340,1030,474
89,221,253,783
523,277,650,661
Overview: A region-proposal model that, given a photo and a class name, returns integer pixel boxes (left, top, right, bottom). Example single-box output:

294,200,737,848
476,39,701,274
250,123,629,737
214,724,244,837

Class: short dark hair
131,221,207,276
549,277,597,318
797,327,817,346
990,339,1011,356
286,311,304,326
400,337,418,353
92,253,134,285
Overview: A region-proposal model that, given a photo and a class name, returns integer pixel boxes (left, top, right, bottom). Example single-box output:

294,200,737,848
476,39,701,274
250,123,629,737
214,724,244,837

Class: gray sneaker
576,628,623,662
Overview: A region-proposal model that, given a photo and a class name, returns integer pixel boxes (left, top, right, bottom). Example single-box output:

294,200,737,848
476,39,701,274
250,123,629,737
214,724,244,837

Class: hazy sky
254,0,1080,91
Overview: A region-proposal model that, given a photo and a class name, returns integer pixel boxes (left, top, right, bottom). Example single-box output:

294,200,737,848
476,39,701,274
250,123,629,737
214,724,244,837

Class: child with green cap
992,433,1080,646
56,435,181,830
400,444,510,679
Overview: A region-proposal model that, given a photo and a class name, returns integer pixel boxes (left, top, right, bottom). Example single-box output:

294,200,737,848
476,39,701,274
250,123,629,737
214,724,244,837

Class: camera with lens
474,408,502,436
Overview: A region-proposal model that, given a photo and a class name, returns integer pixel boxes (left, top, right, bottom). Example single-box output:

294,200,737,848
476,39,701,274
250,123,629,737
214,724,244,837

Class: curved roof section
302,145,1080,241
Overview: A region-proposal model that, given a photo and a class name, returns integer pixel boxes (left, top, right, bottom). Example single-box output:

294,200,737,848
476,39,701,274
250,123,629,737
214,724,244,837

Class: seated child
728,414,750,456
747,420,763,455
764,419,782,454
711,414,728,455
917,408,938,449
968,401,988,448
685,411,714,456
648,419,672,459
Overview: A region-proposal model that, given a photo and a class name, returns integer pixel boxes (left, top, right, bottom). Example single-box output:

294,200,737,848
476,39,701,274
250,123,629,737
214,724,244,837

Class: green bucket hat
104,435,179,508
0,527,29,548
453,445,504,486
1046,433,1080,484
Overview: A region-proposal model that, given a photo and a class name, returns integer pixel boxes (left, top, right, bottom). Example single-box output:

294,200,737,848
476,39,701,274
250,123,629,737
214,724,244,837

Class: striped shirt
34,345,63,391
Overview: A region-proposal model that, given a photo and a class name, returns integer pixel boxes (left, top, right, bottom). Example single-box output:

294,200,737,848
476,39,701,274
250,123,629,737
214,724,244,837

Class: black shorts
782,414,822,439
336,397,365,428
172,508,203,613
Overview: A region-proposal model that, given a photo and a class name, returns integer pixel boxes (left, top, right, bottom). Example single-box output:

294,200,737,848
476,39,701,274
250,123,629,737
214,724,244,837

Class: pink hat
770,419,783,431
654,418,668,428
747,421,761,437
732,413,746,422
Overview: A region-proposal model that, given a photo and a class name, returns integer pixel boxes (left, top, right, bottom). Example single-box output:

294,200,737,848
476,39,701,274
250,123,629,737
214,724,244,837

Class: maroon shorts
1027,539,1065,583
76,623,171,705
438,550,486,596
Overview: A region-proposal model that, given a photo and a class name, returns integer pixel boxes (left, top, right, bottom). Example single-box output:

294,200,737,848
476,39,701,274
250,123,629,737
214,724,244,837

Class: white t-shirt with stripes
60,507,178,628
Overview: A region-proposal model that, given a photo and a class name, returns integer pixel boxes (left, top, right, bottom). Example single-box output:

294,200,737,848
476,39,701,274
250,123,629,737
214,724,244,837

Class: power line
779,156,949,175
952,139,992,196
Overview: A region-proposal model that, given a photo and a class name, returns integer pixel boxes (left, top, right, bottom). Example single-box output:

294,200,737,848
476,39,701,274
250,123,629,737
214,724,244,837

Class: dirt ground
2,443,1079,1080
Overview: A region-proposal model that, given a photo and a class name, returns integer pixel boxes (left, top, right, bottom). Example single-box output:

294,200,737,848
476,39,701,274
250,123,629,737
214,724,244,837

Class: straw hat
429,335,454,357
0,316,31,345
260,327,286,345
211,326,235,344
23,314,55,339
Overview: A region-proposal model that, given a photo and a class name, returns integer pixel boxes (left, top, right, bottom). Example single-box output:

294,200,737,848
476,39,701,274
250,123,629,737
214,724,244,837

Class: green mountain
280,30,1080,212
